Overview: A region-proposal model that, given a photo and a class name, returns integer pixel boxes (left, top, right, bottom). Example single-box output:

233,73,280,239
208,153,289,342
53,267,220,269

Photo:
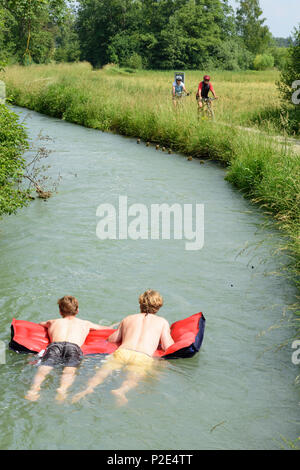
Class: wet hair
57,296,79,317
139,290,163,315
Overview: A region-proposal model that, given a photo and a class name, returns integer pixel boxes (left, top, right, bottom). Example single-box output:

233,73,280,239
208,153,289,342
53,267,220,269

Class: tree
213,38,254,70
107,31,157,68
152,0,227,69
0,0,67,64
76,0,144,67
0,5,17,66
54,6,81,62
76,0,247,70
273,37,293,48
270,46,289,70
236,0,272,54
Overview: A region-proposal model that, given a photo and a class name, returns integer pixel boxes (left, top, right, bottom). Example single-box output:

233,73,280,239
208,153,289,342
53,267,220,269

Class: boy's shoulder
44,318,58,324
122,313,148,323
123,313,139,321
155,315,169,325
48,317,86,324
74,316,91,325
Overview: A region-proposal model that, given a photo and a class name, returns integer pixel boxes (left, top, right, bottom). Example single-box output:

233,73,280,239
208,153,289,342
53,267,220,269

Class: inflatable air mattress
9,312,205,360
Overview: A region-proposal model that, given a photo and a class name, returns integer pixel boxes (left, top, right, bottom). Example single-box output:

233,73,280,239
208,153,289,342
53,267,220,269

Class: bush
107,33,145,69
253,54,275,70
270,47,289,70
123,53,143,70
0,104,30,216
213,40,254,71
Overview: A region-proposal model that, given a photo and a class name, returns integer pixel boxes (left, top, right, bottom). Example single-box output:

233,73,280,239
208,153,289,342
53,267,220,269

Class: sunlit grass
3,62,282,132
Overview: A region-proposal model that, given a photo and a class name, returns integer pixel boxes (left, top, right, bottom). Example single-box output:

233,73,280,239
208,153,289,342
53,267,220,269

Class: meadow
4,63,284,133
2,63,300,332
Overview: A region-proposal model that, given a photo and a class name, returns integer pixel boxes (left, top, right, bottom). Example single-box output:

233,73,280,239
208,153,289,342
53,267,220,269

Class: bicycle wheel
207,102,215,120
198,108,207,121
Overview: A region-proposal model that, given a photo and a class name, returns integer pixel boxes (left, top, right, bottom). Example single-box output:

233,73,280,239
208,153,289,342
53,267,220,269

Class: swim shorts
102,348,154,376
40,342,83,367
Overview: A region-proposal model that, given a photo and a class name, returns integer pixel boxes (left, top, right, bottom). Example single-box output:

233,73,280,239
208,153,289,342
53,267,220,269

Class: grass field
3,62,284,134
2,63,300,324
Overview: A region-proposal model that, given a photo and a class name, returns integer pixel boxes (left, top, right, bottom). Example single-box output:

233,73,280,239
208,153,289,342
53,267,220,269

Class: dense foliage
0,0,74,64
0,0,292,70
0,104,30,216
235,0,271,54
76,0,274,70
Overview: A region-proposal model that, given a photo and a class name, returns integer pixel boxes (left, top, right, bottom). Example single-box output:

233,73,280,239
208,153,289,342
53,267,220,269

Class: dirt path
233,124,300,154
218,120,300,154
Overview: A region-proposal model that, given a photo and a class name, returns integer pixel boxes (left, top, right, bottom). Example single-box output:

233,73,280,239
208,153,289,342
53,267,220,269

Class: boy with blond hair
25,296,108,402
72,290,174,405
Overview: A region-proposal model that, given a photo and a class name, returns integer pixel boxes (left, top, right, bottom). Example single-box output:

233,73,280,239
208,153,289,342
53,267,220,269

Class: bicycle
172,91,191,108
197,96,217,121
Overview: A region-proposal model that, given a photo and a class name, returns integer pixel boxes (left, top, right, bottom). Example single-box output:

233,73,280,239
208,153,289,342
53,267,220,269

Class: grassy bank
2,62,300,339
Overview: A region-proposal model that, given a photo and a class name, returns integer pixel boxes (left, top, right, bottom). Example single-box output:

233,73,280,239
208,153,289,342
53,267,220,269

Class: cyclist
172,75,188,107
196,75,218,115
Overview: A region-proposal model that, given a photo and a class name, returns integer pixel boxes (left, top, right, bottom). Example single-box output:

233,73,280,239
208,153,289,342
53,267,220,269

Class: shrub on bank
0,104,30,216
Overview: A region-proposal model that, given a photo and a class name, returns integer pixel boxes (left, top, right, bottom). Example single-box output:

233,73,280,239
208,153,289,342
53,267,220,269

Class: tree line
0,0,295,71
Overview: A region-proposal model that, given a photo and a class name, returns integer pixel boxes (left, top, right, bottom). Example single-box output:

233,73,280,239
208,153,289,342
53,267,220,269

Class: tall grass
2,63,300,341
3,62,283,132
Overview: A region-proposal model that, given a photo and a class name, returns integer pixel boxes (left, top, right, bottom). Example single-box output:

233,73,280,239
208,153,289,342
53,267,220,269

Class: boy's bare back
42,317,103,347
110,313,174,356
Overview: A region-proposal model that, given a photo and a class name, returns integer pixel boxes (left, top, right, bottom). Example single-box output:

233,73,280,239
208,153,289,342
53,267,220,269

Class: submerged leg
72,365,114,403
56,366,77,402
111,372,141,406
25,365,53,401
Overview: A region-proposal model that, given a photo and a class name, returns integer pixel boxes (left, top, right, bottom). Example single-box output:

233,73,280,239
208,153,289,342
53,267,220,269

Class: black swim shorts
40,342,83,367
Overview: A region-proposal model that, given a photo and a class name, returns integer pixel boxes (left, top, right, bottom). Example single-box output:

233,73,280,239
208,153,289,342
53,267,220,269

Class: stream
0,106,298,450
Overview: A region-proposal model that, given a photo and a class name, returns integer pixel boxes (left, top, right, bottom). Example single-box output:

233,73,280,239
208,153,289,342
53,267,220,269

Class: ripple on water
0,107,298,450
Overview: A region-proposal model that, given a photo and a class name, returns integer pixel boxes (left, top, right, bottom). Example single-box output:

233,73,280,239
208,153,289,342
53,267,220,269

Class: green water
0,107,299,450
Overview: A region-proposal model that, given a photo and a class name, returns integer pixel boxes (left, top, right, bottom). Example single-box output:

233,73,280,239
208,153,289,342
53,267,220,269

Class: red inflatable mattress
9,313,205,360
